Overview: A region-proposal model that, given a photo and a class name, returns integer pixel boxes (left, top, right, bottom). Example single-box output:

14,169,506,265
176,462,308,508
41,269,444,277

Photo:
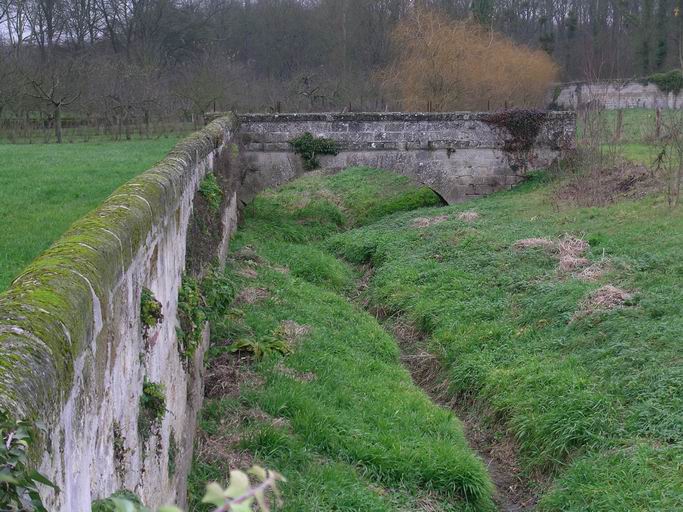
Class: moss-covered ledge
0,114,238,421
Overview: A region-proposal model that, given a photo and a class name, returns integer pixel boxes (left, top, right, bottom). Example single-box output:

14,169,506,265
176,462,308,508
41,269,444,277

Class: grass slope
328,174,683,511
0,139,179,290
190,168,494,511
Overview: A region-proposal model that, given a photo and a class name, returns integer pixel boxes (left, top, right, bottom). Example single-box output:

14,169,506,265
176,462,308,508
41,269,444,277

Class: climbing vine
289,132,339,170
483,109,548,152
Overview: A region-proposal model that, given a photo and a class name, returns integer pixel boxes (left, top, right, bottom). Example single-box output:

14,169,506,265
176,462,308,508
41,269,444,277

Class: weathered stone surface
239,112,576,203
553,81,683,110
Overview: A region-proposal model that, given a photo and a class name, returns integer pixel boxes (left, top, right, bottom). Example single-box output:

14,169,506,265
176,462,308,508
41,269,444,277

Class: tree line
1,0,682,142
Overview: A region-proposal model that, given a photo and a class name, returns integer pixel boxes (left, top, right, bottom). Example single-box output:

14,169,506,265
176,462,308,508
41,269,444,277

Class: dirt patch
553,163,660,207
204,351,264,399
289,187,345,210
271,265,290,274
457,211,480,222
235,287,270,305
411,215,450,228
195,413,254,470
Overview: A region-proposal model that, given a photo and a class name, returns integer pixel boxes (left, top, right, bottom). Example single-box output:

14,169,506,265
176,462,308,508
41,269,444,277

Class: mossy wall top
0,114,239,511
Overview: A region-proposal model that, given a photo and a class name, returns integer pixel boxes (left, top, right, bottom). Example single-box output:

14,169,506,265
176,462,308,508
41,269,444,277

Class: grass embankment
0,139,179,290
193,166,682,511
190,169,494,511
329,174,683,510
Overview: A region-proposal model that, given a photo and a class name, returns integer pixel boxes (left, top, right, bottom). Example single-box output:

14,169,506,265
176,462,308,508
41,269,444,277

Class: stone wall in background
553,81,683,110
239,112,576,204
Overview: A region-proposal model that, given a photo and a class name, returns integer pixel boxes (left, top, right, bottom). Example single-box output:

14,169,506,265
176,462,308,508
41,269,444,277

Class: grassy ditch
191,165,682,511
190,168,496,511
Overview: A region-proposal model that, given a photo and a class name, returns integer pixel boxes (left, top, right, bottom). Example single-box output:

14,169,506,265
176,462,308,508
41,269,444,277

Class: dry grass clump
278,320,312,346
585,285,633,310
235,287,270,305
558,235,590,272
232,245,263,263
575,262,610,282
553,163,660,208
275,361,316,383
411,215,450,228
236,267,258,279
514,235,595,274
457,211,480,222
513,238,557,251
574,285,634,320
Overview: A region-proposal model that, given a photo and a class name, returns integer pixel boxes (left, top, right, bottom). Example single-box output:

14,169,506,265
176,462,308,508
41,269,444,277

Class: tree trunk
54,103,63,144
615,109,623,141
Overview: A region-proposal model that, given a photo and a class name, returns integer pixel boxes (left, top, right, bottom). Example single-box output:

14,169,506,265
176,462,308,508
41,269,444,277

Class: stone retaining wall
0,115,241,511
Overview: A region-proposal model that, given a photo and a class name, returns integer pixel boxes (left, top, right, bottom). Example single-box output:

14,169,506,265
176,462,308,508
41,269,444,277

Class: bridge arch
238,112,575,204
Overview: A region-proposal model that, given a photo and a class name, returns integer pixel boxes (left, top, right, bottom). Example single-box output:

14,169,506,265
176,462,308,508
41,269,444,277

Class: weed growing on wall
176,276,207,360
0,412,56,512
138,379,166,441
289,132,338,170
140,288,163,338
199,173,223,212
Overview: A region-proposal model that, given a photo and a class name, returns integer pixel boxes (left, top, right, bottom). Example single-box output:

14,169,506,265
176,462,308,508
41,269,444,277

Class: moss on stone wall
0,114,237,428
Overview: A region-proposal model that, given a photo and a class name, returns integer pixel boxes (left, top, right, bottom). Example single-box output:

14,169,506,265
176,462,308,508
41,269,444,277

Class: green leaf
201,482,226,507
224,470,250,498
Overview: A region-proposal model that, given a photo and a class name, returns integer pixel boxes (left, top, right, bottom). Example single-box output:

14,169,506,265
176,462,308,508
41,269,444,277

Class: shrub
643,69,683,95
289,132,338,170
380,8,559,111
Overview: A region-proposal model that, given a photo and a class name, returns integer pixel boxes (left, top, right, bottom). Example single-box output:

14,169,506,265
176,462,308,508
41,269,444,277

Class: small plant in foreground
199,173,223,212
138,379,166,440
140,288,163,338
0,412,56,512
289,132,338,170
104,467,285,512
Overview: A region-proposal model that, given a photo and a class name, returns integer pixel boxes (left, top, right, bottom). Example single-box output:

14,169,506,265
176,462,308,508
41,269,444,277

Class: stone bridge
238,112,576,204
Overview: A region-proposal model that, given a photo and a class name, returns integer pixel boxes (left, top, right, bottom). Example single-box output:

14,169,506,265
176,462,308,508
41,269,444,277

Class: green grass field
190,162,682,510
0,139,179,290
